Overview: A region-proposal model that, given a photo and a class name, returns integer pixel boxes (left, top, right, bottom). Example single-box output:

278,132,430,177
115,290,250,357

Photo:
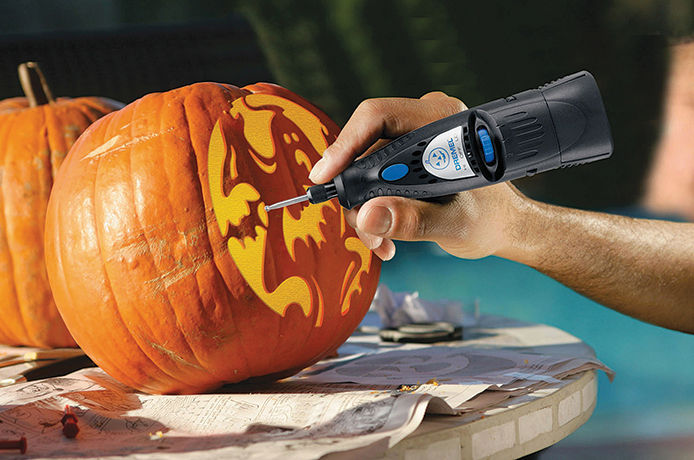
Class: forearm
501,197,694,333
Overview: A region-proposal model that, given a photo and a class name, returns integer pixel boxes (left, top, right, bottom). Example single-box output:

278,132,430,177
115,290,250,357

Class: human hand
309,92,529,261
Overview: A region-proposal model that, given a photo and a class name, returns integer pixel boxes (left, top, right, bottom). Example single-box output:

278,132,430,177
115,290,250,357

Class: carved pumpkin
45,82,381,393
0,62,122,347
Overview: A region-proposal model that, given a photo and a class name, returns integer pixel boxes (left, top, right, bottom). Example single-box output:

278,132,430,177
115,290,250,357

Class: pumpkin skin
0,67,122,347
45,82,381,394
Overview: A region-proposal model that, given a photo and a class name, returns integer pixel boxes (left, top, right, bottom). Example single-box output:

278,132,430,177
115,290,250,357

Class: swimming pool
379,241,694,445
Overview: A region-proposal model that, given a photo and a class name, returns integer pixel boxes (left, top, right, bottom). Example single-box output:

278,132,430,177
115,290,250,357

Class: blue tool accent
381,163,409,182
477,128,495,164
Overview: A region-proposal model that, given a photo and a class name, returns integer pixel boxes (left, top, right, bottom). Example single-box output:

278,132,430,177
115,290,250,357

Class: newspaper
369,284,466,328
292,342,613,414
0,314,613,459
0,368,442,459
295,345,608,386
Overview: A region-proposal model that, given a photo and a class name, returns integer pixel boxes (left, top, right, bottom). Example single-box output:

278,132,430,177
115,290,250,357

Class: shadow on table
9,396,401,458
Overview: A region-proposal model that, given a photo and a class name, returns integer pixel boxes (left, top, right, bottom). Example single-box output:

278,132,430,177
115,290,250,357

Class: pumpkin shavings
149,431,164,440
396,384,420,393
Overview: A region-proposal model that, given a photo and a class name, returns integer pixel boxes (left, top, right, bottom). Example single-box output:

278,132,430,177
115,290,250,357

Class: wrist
494,186,551,267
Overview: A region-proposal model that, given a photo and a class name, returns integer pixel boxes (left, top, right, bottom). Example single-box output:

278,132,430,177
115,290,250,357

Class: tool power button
381,163,409,182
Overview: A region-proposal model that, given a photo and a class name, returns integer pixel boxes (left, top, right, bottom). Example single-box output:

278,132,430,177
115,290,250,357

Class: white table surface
329,313,601,460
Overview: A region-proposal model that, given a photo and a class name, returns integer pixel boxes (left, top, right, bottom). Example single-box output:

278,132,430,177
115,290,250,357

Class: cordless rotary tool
265,71,613,212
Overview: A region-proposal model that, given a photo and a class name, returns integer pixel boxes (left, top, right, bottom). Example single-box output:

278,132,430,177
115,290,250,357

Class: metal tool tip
264,193,310,212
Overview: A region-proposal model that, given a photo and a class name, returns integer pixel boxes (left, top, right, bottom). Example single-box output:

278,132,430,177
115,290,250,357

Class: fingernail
309,159,325,183
361,206,392,236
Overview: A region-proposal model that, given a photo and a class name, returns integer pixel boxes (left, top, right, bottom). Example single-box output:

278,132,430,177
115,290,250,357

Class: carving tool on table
0,354,95,387
265,71,612,212
0,348,85,369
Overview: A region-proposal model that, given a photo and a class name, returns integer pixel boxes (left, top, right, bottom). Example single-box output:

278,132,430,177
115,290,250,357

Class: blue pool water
379,242,694,444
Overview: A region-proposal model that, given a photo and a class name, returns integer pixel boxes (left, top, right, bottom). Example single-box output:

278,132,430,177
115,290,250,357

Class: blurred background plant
1,0,693,456
5,0,693,209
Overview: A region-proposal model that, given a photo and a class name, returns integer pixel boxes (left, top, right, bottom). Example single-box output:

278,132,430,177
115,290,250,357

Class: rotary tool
265,71,613,212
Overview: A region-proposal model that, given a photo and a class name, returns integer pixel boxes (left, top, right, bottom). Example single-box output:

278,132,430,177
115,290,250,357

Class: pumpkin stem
18,62,55,107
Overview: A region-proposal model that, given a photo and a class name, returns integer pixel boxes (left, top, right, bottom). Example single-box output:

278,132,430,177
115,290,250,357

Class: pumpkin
0,62,122,347
44,81,381,394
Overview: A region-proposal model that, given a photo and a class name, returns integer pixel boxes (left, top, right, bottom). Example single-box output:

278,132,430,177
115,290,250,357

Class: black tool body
304,71,613,210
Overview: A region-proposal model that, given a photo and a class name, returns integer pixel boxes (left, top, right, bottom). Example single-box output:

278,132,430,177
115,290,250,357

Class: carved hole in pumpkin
222,150,234,196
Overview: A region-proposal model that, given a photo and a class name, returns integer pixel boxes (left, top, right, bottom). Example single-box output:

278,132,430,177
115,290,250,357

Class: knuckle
381,109,401,135
421,91,467,114
321,143,338,161
451,97,468,112
395,204,428,240
440,95,467,115
421,90,449,100
356,98,381,116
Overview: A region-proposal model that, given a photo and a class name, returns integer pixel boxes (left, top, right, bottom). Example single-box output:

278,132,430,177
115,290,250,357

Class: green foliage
241,0,680,209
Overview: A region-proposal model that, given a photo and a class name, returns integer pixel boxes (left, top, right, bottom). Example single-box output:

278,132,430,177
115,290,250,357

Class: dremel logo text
448,137,462,171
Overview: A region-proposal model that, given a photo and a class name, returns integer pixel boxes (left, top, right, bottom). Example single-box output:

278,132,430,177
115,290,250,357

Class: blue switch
381,163,409,182
477,128,495,164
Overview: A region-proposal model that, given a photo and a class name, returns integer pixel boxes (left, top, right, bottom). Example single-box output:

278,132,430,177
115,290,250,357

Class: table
0,314,604,459
343,313,602,460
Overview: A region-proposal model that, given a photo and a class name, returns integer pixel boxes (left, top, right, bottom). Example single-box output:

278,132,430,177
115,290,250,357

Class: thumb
355,196,455,242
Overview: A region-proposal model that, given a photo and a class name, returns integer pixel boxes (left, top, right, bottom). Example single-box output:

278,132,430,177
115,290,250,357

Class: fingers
373,238,396,261
313,90,469,260
355,196,453,242
355,228,382,251
310,93,467,184
346,194,456,260
362,138,392,157
346,207,396,261
310,98,410,184
356,227,396,260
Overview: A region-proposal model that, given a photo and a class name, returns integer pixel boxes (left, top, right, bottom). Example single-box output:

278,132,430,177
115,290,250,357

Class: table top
0,314,603,460
334,313,601,460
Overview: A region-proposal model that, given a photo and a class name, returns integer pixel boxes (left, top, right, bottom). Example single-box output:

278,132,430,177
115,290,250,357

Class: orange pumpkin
45,81,381,394
0,62,122,347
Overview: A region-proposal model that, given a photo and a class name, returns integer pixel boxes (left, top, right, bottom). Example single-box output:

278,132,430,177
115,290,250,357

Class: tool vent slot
504,112,544,160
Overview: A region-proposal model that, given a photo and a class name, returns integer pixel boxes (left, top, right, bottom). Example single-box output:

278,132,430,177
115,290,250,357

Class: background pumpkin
0,62,122,347
44,81,381,394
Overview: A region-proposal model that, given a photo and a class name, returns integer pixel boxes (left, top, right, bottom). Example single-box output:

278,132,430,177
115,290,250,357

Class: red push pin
61,405,79,439
0,436,27,454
